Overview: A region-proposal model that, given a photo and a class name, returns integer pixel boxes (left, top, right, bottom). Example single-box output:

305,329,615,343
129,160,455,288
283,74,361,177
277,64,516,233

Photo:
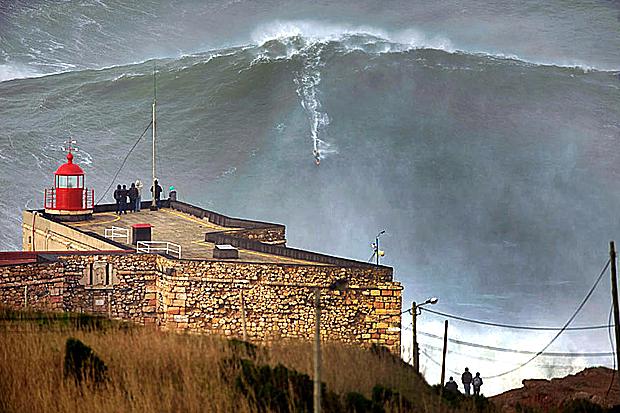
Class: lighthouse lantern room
44,148,94,221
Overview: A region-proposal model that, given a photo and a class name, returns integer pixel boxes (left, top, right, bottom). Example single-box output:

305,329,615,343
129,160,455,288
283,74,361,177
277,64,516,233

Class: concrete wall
0,253,402,352
22,211,122,252
170,200,287,244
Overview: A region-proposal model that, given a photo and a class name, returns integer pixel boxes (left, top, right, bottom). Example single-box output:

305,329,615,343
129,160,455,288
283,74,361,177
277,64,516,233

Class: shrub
63,338,107,385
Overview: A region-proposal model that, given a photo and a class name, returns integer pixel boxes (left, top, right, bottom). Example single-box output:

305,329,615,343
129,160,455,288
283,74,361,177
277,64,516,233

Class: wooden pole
108,290,112,319
240,289,247,341
412,301,419,374
440,320,448,386
610,241,620,376
314,288,322,413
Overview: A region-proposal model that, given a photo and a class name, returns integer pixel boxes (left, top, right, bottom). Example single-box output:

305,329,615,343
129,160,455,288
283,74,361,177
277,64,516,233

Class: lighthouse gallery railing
44,188,94,210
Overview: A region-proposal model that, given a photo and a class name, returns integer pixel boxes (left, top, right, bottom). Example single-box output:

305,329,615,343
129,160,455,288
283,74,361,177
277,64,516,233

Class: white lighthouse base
44,209,93,222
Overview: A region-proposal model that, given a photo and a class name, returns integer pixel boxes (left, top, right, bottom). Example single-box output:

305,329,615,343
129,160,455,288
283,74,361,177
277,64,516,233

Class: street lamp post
375,230,385,266
412,297,438,374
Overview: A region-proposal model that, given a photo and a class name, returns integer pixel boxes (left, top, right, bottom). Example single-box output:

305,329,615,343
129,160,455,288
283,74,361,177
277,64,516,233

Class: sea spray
293,41,337,162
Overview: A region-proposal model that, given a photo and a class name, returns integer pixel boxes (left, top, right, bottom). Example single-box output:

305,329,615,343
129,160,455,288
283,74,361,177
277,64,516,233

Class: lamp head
426,297,439,305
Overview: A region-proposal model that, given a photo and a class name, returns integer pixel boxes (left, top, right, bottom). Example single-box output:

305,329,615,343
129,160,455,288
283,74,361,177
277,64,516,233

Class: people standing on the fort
461,367,472,396
472,372,483,396
119,184,129,214
444,377,458,393
127,183,138,213
113,184,122,215
151,179,162,208
135,179,143,211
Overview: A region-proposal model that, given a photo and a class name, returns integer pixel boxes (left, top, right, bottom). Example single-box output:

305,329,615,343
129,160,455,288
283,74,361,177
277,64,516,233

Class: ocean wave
250,20,619,72
2,24,617,86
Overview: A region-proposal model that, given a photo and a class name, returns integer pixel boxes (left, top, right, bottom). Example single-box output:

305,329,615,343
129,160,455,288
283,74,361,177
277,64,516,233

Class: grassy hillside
0,307,492,412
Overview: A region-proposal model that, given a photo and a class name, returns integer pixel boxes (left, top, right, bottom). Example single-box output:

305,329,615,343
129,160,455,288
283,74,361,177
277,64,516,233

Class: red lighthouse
44,148,94,220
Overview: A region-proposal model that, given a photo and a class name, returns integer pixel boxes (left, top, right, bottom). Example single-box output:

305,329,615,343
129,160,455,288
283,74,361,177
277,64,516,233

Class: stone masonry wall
0,262,65,311
0,254,402,353
216,227,287,244
59,254,159,326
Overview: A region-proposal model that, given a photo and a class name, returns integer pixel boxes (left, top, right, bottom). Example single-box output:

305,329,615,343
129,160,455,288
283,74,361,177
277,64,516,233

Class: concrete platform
66,207,328,265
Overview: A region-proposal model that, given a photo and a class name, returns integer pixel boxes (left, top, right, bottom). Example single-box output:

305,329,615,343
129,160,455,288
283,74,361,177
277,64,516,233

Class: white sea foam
250,20,619,72
252,20,454,55
292,41,337,162
0,64,41,83
252,20,388,45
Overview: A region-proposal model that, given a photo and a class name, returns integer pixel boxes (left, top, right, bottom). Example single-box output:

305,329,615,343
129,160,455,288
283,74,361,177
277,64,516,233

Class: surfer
313,148,320,165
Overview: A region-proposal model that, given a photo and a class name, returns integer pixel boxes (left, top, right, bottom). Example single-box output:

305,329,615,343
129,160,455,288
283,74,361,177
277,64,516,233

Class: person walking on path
113,184,122,215
119,185,129,214
444,377,458,393
135,179,143,211
151,179,162,208
127,183,139,212
472,372,483,396
461,367,473,396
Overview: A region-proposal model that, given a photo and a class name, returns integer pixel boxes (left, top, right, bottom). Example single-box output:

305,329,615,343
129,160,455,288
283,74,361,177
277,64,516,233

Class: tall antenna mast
151,61,157,210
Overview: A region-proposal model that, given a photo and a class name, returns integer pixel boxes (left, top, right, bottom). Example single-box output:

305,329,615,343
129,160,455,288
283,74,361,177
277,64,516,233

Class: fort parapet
1,199,402,353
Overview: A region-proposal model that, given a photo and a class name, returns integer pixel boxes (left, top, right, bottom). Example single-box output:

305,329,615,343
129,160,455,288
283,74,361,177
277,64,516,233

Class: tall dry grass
0,308,488,412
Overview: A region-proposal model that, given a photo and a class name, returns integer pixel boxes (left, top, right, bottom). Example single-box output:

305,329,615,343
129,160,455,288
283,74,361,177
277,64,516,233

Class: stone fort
0,151,402,353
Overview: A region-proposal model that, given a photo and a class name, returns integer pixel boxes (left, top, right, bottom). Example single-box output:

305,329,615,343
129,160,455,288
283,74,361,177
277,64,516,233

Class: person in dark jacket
150,179,163,208
461,367,473,396
119,185,129,214
113,184,122,215
127,183,139,212
444,377,458,393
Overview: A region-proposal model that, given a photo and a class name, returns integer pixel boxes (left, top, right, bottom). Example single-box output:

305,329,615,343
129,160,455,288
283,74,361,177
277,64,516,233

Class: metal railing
136,241,182,259
44,188,94,210
84,188,94,209
44,188,56,209
104,226,130,243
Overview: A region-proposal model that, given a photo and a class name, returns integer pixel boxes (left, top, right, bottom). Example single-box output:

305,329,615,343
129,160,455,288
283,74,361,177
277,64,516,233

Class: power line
419,342,602,368
406,324,613,356
420,348,461,376
484,258,611,378
606,303,616,398
419,307,613,331
417,330,613,357
96,121,153,205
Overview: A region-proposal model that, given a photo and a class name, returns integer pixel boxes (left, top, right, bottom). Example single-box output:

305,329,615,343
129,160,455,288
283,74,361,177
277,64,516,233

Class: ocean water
1,0,620,395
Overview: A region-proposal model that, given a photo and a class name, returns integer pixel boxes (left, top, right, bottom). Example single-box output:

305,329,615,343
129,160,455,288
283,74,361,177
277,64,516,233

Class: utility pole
150,63,158,211
412,301,419,374
314,288,321,413
440,320,448,387
610,241,620,375
240,289,247,341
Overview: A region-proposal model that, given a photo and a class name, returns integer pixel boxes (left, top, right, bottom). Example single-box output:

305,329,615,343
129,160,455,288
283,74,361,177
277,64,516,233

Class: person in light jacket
472,372,483,396
135,179,143,212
